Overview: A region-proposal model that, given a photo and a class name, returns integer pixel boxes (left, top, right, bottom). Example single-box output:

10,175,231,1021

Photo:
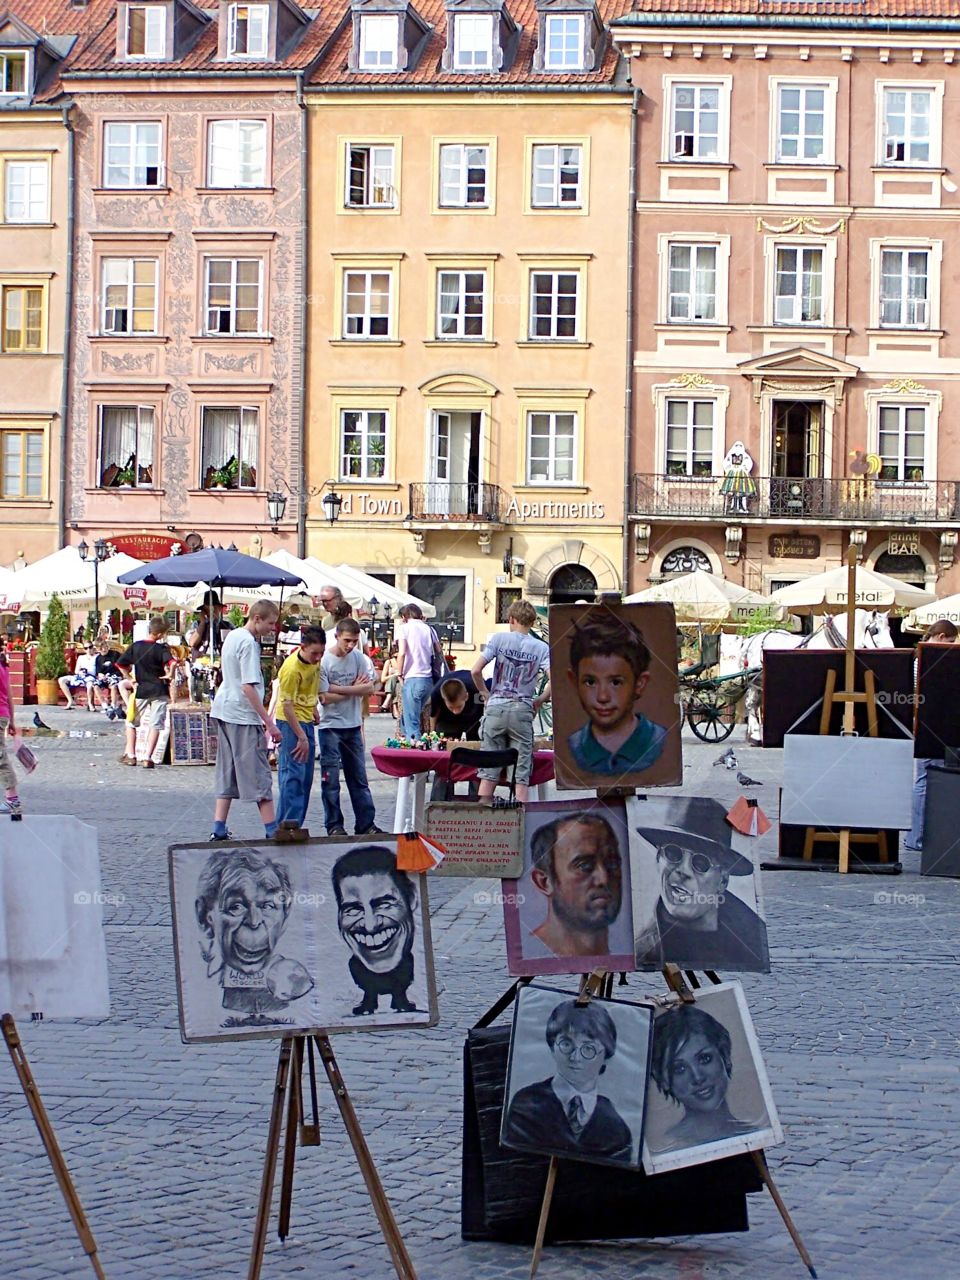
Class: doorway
431,411,481,516
549,564,598,605
770,400,825,516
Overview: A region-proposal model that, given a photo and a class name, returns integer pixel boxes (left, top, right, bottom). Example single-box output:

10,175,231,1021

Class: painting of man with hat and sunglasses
629,797,769,973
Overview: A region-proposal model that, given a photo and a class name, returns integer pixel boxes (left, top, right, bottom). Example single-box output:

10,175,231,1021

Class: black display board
761,650,914,748
921,765,960,878
462,1024,762,1244
778,821,900,865
914,645,960,759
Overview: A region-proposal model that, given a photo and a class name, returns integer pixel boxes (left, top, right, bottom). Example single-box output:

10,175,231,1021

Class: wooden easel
1,1014,107,1280
800,546,889,873
248,1032,417,1280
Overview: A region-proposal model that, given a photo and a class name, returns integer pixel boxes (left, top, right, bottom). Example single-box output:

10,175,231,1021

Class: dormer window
543,13,583,69
228,3,269,58
0,51,27,94
125,6,166,58
359,14,398,69
453,13,493,69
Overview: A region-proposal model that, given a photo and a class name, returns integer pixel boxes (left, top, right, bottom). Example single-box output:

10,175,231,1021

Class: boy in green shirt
276,626,326,827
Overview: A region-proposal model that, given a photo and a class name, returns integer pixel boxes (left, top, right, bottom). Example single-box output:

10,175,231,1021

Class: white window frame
345,143,396,208
207,119,268,188
665,78,731,162
342,269,393,339
436,269,486,340
652,380,728,478
125,5,166,58
453,14,494,70
772,79,836,164
3,159,48,223
0,51,29,96
102,121,163,188
100,258,158,335
763,236,836,328
664,398,716,478
865,383,941,485
340,408,388,482
877,81,943,168
868,238,941,331
438,143,489,208
528,270,581,341
0,426,43,499
879,246,930,329
525,410,578,485
359,14,399,70
1,283,44,352
875,403,929,483
97,405,156,489
203,258,263,336
543,14,584,70
530,143,582,208
666,242,718,323
200,405,259,490
227,3,269,57
773,243,824,325
658,233,730,326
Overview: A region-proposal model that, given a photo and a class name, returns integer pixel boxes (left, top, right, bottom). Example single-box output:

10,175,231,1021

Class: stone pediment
418,373,498,397
737,347,859,380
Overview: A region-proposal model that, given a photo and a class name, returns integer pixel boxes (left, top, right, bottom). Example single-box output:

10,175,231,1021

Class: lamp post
268,481,342,551
267,491,287,533
444,612,458,657
78,537,110,630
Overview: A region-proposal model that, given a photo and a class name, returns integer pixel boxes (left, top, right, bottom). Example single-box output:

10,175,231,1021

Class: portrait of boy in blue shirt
566,611,668,777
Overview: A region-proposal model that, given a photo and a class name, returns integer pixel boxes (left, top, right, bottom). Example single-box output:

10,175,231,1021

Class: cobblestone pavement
2,709,959,1280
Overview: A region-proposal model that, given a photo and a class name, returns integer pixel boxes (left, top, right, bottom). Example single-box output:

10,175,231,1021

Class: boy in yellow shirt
276,626,326,827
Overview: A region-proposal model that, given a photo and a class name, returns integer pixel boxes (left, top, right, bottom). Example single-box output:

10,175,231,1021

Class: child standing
0,650,22,816
275,626,326,828
470,600,550,804
566,610,667,776
318,618,381,836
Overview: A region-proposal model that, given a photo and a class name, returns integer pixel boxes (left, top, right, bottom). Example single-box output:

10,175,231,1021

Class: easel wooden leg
277,1038,303,1242
1,1014,107,1280
751,1150,817,1278
314,1035,418,1280
837,828,850,876
529,1157,559,1279
248,1036,295,1280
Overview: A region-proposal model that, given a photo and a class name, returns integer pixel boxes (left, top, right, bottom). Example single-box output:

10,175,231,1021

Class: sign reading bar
769,533,820,560
888,533,920,557
424,802,524,877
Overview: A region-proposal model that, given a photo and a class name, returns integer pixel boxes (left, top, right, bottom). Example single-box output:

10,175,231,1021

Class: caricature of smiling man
332,845,419,1016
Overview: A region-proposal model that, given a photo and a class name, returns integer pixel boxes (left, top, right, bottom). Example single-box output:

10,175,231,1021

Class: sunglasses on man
658,843,721,876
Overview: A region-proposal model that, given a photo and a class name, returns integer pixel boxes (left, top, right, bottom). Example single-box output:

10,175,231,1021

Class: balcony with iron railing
630,473,960,524
407,482,507,523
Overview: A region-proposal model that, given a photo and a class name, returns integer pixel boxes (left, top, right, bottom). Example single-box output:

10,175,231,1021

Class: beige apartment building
303,0,634,652
0,14,72,563
613,0,960,615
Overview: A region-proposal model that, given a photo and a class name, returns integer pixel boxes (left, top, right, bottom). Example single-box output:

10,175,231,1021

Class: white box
781,734,913,829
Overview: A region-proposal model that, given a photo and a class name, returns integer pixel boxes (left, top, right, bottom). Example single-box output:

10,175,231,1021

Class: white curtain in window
100,407,138,482
202,408,235,473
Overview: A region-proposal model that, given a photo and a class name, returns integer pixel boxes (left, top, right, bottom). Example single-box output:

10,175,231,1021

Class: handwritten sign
424,802,524,877
768,534,820,559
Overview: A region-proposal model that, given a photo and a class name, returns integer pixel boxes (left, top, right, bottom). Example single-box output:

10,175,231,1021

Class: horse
739,610,894,744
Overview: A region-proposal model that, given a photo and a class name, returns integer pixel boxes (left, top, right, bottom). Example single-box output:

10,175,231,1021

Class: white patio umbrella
769,564,934,616
0,546,184,611
332,563,436,619
623,569,783,624
176,550,359,609
902,592,960,633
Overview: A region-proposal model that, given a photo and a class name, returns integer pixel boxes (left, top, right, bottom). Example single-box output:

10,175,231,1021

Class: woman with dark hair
503,999,633,1161
651,1003,755,1150
905,618,958,850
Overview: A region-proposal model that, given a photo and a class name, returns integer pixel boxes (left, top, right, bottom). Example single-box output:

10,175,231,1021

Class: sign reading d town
108,533,184,561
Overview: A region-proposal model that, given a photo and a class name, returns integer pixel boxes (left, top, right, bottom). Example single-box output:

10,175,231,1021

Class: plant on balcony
35,594,69,681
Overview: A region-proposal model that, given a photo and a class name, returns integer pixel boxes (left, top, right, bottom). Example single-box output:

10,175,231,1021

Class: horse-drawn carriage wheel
687,689,737,742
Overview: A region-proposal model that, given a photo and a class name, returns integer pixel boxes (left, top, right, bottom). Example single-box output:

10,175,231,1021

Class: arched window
874,551,926,589
549,564,597,605
661,546,712,577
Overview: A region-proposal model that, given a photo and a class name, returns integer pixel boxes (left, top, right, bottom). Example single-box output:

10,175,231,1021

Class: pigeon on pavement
33,712,53,732
713,748,738,769
737,771,763,787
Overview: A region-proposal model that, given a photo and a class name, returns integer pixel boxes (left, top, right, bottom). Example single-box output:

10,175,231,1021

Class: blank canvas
781,735,913,829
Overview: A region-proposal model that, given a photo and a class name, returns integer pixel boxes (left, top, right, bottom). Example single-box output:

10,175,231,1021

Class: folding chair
447,747,519,802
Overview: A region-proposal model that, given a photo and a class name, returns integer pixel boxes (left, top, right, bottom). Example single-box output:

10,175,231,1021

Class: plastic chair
447,747,518,802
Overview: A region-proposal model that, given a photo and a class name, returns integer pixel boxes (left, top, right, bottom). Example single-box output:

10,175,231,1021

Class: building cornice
612,25,960,60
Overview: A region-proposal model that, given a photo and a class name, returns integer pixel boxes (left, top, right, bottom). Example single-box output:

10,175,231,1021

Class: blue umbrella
118,548,304,657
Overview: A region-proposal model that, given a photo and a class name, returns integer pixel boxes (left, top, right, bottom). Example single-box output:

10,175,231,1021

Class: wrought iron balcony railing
631,473,960,523
408,482,506,522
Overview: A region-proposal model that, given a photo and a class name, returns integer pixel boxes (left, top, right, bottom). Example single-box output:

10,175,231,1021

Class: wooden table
370,746,555,832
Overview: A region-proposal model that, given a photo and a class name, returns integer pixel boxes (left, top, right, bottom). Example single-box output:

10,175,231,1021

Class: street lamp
266,491,287,532
268,480,342,548
78,537,110,629
321,484,343,525
367,596,382,649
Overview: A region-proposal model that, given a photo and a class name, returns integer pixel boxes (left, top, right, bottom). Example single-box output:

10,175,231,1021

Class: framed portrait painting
642,982,782,1175
502,799,636,977
549,602,682,791
169,837,438,1042
500,982,653,1171
628,795,769,974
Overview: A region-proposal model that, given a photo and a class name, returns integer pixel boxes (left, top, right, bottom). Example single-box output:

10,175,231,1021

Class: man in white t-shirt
209,599,282,840
318,617,382,837
396,603,442,740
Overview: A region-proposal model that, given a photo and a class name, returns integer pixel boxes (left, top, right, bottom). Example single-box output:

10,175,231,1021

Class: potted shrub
35,593,69,704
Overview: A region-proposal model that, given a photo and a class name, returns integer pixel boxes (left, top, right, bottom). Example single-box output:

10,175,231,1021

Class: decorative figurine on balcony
720,441,756,515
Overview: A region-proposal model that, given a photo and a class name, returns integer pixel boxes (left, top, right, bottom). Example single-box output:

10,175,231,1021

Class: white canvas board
0,817,110,1019
170,837,438,1042
781,734,913,829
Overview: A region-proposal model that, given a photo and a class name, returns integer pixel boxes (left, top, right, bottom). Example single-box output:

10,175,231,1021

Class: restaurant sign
887,532,920,557
769,534,821,559
109,533,184,561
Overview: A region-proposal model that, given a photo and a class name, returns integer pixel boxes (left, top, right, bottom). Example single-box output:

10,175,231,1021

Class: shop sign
768,534,820,559
109,533,185,561
887,532,920,557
